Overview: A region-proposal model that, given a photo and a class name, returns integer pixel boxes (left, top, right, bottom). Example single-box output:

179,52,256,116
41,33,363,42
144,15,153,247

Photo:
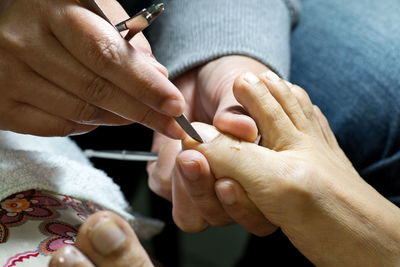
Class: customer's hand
147,55,275,236
183,72,400,266
50,211,154,267
0,0,185,138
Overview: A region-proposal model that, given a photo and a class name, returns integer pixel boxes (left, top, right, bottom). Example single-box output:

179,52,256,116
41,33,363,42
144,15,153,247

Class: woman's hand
183,71,400,266
147,55,276,236
0,0,185,138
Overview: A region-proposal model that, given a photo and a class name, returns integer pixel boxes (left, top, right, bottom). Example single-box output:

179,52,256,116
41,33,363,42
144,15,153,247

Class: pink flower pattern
0,190,64,243
39,221,78,254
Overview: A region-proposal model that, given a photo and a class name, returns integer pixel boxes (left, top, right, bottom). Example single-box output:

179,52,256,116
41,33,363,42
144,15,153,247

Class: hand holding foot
183,72,400,266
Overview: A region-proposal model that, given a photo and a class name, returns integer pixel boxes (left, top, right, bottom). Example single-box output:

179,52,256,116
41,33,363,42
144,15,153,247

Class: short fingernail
89,217,126,255
217,181,236,205
161,99,185,117
243,72,260,85
263,70,280,82
192,123,220,143
49,246,87,267
178,160,199,181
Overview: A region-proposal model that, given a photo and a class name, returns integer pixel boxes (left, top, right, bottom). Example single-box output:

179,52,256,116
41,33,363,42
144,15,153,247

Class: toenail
89,217,126,255
192,123,220,143
50,246,87,267
264,70,280,82
243,72,260,85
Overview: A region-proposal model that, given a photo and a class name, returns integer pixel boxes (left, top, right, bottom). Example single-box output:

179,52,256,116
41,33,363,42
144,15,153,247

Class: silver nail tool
85,149,158,161
79,0,204,143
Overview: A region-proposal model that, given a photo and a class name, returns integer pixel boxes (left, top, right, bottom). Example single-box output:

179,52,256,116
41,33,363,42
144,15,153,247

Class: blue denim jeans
240,0,400,265
291,0,400,203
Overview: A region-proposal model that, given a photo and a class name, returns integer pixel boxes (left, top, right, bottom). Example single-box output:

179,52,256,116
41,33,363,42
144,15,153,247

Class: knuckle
89,37,122,71
73,101,99,123
136,108,154,126
82,75,115,103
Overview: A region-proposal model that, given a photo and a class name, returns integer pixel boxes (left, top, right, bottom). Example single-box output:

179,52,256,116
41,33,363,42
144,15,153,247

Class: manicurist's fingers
147,138,181,201
75,211,153,267
215,178,278,236
0,102,97,136
177,150,233,227
172,164,209,232
49,4,185,118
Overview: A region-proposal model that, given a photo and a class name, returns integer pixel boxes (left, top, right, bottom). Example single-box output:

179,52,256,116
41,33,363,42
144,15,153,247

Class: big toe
75,211,153,267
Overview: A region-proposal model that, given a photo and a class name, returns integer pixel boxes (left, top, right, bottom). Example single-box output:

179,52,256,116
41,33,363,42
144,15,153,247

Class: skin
182,72,400,266
147,55,275,235
0,0,185,138
52,72,400,266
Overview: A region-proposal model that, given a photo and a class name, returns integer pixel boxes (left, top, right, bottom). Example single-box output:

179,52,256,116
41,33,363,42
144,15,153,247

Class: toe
233,72,298,150
75,211,153,267
260,71,309,132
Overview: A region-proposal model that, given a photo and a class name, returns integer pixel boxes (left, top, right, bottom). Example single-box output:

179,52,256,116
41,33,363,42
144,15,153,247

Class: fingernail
243,72,260,85
217,181,236,205
192,123,220,143
50,246,86,267
161,99,185,117
178,160,199,181
264,70,280,82
89,218,126,255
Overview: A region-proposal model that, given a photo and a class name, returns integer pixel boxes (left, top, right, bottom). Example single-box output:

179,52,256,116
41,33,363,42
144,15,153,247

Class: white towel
0,130,163,239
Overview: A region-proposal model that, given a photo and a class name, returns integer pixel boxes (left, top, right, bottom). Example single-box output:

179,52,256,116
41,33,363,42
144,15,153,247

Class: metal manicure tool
79,1,203,161
84,149,158,161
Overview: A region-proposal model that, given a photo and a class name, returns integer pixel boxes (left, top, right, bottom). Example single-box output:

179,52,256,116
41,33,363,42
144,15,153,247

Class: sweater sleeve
146,0,301,80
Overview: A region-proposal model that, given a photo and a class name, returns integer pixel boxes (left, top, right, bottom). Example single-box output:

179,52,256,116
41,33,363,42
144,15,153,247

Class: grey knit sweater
145,0,301,80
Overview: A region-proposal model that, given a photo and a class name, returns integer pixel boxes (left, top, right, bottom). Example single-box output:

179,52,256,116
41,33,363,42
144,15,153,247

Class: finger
11,66,131,126
50,245,94,267
233,72,298,150
7,28,183,138
0,102,97,136
75,211,153,267
147,138,181,201
215,178,278,236
49,3,185,117
172,163,209,232
259,71,309,131
176,150,233,226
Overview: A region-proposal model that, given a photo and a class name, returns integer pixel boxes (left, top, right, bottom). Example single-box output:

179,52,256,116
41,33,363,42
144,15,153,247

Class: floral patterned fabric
0,190,104,266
